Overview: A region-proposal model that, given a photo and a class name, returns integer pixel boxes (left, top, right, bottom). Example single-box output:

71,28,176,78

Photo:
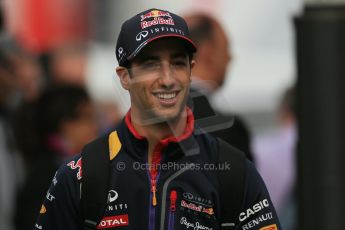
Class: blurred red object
3,0,89,53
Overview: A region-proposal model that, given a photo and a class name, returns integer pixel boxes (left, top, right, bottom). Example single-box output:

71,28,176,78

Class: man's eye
172,60,188,67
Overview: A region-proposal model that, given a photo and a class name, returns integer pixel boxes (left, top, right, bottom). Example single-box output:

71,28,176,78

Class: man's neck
130,109,188,164
131,109,188,145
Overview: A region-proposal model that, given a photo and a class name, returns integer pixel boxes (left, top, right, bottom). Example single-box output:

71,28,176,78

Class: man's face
117,38,194,124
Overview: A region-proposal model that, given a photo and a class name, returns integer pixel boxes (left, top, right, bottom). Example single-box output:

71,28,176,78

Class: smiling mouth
155,92,177,99
153,91,180,105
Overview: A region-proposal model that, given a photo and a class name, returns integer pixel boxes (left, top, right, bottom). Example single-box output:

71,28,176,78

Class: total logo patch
260,224,278,230
97,214,129,229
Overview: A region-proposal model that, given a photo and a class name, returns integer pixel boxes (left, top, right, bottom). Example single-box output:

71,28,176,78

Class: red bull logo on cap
140,10,174,29
141,10,171,21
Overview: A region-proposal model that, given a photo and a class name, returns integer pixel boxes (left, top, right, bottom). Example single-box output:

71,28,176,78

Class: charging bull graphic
67,157,82,180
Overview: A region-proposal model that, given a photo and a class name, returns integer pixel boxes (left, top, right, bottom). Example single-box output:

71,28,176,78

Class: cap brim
127,34,197,61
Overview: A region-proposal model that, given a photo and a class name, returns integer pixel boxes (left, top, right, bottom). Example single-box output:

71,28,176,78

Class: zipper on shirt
168,190,177,230
159,163,195,230
148,172,161,230
151,178,158,206
148,143,165,230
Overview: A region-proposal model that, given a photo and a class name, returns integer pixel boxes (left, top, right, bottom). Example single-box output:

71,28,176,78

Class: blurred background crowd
0,0,344,230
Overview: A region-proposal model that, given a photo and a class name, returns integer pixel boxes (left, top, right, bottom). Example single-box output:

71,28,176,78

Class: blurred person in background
0,43,44,107
0,44,19,230
14,84,99,230
95,100,123,134
43,43,89,86
253,86,297,229
0,31,42,230
9,49,44,103
184,13,254,161
43,42,123,133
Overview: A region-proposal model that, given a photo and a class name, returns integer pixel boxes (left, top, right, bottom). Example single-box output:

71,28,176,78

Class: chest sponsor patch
242,212,273,230
259,224,278,230
180,216,213,230
182,192,213,206
97,214,129,229
181,200,215,216
239,199,269,222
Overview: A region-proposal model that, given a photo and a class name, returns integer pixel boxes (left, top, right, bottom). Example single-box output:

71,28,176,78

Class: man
34,9,280,230
184,14,254,161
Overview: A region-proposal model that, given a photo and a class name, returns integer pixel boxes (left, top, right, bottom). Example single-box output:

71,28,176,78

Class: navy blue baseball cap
115,8,197,66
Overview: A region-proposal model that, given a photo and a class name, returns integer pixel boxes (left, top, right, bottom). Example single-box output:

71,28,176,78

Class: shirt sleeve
34,156,83,230
236,160,282,230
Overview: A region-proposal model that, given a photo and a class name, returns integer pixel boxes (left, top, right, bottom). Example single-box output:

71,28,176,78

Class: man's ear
116,66,130,90
190,59,196,70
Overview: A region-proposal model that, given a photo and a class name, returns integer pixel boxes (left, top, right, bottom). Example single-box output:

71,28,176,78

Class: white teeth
156,93,176,99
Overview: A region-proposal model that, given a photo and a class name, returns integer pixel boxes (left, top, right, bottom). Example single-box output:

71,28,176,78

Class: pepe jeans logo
180,217,213,230
136,31,149,41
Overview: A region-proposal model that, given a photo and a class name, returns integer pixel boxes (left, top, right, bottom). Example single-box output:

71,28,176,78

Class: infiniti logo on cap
136,31,149,41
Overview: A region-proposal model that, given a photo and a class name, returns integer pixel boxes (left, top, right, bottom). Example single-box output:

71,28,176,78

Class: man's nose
159,62,175,87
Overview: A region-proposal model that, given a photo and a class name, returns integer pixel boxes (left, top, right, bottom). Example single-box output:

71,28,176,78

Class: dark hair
37,84,90,136
14,84,91,161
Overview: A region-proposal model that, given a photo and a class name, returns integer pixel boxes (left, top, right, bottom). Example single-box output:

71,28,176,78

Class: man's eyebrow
134,51,188,63
135,55,159,63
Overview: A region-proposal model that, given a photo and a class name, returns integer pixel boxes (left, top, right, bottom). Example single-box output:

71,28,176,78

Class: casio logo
239,199,269,222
